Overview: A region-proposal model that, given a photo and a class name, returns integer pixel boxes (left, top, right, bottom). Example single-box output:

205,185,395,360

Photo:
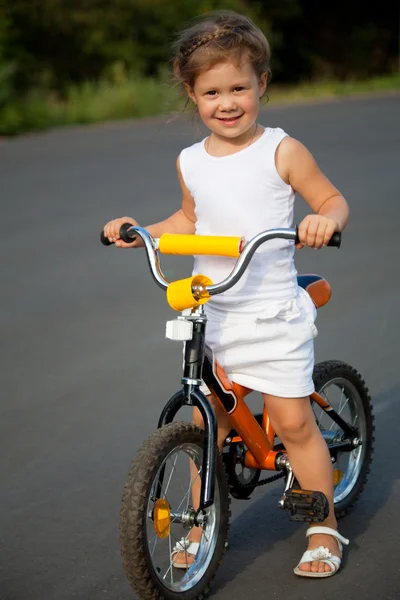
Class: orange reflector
333,469,344,486
153,498,171,539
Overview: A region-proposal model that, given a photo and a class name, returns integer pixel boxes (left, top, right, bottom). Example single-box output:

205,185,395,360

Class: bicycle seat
297,274,331,309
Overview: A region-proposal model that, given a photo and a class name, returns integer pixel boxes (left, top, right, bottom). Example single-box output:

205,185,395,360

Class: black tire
312,360,375,518
119,421,230,600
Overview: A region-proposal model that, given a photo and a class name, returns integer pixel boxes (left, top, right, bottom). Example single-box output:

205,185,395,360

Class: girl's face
187,60,267,144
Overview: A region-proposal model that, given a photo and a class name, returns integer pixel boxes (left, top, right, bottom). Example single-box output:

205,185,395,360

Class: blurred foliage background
0,0,398,135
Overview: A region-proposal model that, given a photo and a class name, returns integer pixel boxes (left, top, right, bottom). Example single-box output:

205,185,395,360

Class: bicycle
101,224,374,600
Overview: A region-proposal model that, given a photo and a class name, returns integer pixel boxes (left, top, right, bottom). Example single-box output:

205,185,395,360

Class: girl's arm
104,156,196,248
276,137,350,248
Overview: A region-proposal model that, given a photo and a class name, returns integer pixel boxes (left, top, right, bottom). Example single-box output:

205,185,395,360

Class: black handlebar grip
100,230,112,245
100,222,137,246
327,232,341,248
119,222,137,243
295,228,341,248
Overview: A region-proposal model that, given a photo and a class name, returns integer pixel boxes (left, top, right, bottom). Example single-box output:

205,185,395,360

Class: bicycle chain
238,470,285,490
255,471,285,487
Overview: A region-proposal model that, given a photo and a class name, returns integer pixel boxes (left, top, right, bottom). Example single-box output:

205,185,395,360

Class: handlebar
101,224,341,296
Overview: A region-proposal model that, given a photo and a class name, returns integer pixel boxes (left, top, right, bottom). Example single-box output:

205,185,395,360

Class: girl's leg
263,393,338,574
172,395,231,566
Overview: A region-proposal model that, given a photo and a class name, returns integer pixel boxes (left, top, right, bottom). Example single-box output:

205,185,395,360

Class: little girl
104,10,350,578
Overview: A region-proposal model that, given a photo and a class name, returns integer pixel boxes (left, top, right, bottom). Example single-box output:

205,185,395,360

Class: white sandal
294,526,349,578
171,537,199,569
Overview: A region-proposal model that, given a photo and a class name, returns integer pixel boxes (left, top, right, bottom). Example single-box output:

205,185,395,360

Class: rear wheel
312,360,375,518
120,421,230,600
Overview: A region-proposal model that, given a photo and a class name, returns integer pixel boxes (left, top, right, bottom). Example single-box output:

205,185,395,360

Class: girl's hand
103,216,142,248
297,215,338,249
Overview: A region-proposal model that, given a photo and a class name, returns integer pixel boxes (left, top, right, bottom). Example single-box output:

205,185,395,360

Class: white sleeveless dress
179,127,317,398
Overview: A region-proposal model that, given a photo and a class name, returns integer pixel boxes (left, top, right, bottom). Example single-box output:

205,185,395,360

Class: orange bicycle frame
202,349,340,472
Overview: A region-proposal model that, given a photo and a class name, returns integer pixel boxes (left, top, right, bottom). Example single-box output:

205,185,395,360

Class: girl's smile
187,61,267,148
216,114,243,126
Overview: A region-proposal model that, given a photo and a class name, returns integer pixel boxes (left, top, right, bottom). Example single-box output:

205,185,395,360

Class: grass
268,73,400,104
1,72,399,136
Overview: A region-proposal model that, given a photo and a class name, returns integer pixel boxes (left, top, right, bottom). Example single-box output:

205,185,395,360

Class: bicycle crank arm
279,489,330,523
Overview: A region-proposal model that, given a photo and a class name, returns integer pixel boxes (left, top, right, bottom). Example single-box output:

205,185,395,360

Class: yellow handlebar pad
159,234,243,257
167,275,213,312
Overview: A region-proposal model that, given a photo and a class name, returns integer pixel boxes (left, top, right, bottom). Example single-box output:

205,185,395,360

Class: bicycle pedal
280,489,329,523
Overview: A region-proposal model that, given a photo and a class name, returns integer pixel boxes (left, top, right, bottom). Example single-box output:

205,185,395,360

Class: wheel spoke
151,472,173,507
163,454,179,498
337,387,350,416
187,466,202,508
169,463,202,523
148,533,159,557
153,452,187,512
162,534,173,583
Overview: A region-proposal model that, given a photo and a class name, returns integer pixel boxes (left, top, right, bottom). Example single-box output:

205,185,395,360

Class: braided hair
173,11,271,90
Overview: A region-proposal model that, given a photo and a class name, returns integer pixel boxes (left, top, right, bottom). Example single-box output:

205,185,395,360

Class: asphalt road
1,93,400,600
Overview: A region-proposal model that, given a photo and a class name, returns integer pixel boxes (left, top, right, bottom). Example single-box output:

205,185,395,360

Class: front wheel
312,360,375,518
119,421,230,600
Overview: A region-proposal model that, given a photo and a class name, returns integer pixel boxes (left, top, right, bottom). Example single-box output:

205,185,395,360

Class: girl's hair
172,10,271,90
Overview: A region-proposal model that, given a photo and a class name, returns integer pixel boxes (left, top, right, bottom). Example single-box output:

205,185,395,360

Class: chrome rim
313,377,367,504
145,443,220,592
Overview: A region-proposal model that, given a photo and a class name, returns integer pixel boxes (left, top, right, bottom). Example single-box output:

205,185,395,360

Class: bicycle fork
159,312,218,512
